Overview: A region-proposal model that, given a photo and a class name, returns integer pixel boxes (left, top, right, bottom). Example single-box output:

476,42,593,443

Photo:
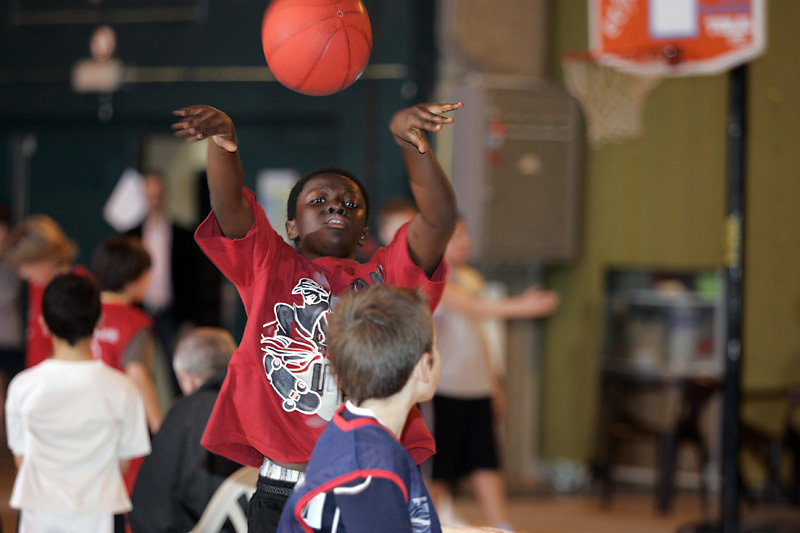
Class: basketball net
562,52,662,147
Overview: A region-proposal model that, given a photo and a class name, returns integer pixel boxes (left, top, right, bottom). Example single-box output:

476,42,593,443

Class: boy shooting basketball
172,100,462,531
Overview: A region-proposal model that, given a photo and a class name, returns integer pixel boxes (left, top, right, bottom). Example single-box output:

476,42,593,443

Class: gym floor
0,443,797,532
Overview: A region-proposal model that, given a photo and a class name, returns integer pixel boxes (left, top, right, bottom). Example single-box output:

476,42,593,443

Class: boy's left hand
171,105,238,153
518,285,560,318
390,102,464,154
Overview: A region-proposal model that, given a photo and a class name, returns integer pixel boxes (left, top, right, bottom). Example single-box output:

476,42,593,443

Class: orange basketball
261,0,372,96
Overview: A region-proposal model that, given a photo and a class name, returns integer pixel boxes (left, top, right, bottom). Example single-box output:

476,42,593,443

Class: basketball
261,0,372,96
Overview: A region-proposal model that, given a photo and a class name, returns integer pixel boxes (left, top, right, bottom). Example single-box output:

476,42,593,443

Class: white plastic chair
189,466,259,533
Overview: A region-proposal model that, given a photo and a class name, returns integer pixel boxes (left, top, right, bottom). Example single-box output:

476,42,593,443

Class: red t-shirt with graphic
195,188,446,467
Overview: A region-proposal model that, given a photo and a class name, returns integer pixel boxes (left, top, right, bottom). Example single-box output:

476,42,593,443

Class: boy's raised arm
172,105,254,239
390,102,463,276
442,283,561,320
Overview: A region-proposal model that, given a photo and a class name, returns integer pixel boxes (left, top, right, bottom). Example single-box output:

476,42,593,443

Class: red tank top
95,302,153,371
25,266,91,368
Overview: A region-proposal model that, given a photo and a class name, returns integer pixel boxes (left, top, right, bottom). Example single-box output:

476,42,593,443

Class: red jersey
195,188,447,468
25,266,91,368
94,301,153,371
94,300,153,495
24,283,50,369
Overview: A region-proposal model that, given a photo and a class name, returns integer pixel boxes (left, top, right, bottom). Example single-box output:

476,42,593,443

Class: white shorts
19,509,113,533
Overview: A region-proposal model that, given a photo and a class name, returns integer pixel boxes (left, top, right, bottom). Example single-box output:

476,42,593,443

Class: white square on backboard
649,0,698,39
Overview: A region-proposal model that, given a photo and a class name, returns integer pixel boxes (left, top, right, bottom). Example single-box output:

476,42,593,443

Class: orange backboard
589,0,766,75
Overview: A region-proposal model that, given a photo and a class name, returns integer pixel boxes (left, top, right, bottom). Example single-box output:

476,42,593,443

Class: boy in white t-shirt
5,273,151,532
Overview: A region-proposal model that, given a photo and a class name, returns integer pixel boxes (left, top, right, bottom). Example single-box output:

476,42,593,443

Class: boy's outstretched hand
171,105,238,153
518,285,561,318
390,102,464,154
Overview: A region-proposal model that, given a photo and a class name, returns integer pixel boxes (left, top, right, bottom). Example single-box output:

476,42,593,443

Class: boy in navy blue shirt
277,285,442,532
278,285,499,532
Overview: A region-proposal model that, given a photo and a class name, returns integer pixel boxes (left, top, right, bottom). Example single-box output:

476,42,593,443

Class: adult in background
127,172,200,393
129,327,241,533
0,204,24,444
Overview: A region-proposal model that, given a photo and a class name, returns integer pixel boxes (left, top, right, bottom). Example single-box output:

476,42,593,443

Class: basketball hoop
562,51,662,146
571,0,766,147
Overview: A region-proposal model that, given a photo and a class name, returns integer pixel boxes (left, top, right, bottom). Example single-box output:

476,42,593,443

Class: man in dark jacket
127,172,222,394
130,328,240,533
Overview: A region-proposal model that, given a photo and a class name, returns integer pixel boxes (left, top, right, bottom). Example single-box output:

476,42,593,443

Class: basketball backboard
589,0,766,76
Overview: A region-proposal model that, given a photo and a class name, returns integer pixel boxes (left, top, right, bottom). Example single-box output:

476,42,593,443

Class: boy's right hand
172,105,238,153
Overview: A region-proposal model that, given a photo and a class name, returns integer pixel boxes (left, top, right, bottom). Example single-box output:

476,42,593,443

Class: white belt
260,457,304,483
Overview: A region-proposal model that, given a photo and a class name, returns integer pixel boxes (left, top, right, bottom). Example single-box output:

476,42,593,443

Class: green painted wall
0,0,438,266
541,0,800,460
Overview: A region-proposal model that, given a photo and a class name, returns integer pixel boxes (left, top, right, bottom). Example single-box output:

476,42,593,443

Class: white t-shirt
6,359,151,515
434,265,494,398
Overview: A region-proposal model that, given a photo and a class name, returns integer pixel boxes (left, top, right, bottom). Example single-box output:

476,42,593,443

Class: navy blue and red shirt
278,403,442,533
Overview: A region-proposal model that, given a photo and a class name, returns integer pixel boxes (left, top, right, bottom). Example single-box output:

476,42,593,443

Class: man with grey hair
130,328,241,533
173,327,237,396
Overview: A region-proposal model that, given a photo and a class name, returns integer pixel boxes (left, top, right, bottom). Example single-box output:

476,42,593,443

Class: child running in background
429,218,560,531
5,273,150,533
4,215,81,368
171,100,462,532
279,285,494,533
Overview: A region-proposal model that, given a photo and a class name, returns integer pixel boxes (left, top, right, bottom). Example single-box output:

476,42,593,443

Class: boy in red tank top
92,236,163,496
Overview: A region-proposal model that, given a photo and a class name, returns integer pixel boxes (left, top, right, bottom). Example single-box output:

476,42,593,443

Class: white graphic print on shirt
260,278,340,420
259,266,388,421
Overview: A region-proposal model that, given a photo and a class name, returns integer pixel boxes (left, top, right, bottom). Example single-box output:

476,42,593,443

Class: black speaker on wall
448,75,583,264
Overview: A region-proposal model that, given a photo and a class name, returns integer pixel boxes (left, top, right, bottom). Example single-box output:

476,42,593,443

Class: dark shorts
431,395,499,484
246,475,296,533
